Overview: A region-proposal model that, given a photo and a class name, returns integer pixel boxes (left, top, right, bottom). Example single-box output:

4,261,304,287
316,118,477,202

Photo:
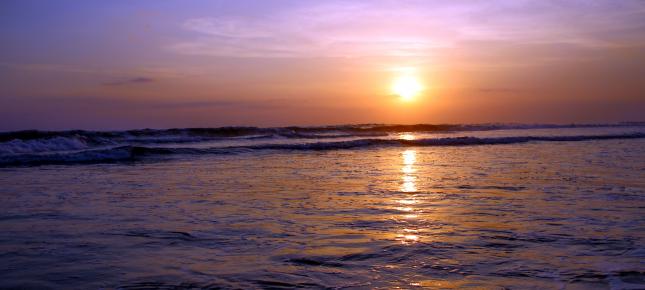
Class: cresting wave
0,133,643,166
0,122,642,155
1,122,642,143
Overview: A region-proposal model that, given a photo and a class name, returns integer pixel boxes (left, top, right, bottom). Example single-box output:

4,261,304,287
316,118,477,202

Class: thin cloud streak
169,0,645,58
103,77,155,86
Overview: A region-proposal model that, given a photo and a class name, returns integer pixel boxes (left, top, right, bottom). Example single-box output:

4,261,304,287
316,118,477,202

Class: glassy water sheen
1,125,644,289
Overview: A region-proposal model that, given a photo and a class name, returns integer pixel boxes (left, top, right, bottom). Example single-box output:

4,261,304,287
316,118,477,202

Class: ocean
0,124,644,289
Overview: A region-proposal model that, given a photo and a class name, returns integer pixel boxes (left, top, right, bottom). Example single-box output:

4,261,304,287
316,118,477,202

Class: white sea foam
0,136,89,155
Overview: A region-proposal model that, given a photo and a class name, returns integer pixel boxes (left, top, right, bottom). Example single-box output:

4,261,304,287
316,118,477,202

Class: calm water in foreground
1,126,644,289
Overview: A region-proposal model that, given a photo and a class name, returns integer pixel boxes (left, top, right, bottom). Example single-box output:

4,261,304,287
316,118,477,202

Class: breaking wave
1,132,643,166
0,136,89,155
244,133,645,150
1,122,642,143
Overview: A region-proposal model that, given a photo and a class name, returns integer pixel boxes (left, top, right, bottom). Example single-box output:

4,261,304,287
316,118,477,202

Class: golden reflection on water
400,149,417,193
397,199,416,205
397,148,420,243
399,133,416,140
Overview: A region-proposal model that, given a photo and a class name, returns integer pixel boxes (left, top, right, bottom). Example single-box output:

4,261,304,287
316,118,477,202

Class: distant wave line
1,132,643,166
1,122,643,143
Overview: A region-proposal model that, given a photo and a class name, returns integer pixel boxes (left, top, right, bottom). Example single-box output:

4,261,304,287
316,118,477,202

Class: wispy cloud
0,62,199,79
478,88,525,94
103,77,154,86
168,0,645,59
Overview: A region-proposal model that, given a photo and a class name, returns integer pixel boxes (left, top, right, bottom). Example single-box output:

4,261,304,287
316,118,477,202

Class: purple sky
1,0,644,130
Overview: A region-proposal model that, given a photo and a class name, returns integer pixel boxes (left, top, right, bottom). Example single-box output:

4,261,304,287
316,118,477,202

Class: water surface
1,125,644,289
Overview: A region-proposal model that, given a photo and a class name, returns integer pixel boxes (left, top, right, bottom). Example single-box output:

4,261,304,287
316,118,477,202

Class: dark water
0,125,644,289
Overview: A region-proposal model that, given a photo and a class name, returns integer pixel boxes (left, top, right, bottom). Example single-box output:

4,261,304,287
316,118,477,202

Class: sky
1,0,644,130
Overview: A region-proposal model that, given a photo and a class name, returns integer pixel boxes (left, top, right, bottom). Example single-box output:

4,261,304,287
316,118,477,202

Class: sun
392,75,423,101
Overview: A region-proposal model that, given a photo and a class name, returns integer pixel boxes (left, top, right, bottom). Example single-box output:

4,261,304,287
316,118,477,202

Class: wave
242,133,645,150
1,122,642,144
0,136,89,155
1,133,642,166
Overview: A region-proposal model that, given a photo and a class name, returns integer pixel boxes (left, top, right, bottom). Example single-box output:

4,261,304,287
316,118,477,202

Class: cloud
103,77,154,86
1,96,293,111
478,88,525,94
168,1,645,59
169,2,456,58
0,62,198,78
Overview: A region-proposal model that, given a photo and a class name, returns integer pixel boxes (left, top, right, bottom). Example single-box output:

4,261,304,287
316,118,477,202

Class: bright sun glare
392,75,423,101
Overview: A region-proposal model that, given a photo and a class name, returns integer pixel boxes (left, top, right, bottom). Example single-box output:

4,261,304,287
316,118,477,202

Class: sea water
0,124,644,289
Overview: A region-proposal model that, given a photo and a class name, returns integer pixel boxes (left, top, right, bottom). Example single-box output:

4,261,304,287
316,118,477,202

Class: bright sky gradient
1,0,644,130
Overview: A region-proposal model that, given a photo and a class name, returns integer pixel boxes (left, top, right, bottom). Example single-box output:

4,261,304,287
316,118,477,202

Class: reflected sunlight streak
401,149,417,193
397,199,417,205
400,133,416,140
397,149,421,243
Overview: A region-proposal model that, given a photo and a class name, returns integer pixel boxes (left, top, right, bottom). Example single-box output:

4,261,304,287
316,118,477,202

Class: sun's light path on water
401,149,417,193
399,133,416,140
397,149,420,244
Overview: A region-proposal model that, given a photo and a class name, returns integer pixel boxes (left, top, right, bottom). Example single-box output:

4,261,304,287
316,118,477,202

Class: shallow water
1,129,644,289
